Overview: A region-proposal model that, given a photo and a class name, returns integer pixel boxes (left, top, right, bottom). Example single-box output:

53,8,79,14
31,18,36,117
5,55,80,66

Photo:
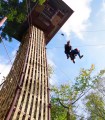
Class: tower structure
0,0,73,120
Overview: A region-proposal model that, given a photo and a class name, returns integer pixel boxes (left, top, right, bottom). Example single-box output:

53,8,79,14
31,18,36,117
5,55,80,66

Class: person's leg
74,49,83,59
80,55,83,59
77,51,81,58
65,52,70,59
72,59,75,63
70,51,75,63
66,54,69,59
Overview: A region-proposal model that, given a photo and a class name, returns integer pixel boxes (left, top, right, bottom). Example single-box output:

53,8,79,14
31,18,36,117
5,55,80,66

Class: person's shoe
80,55,83,59
67,56,69,59
72,60,75,64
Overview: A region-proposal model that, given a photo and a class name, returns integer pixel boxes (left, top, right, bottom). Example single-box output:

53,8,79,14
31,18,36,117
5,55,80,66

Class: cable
73,44,105,47
61,29,105,34
46,43,105,50
48,58,75,85
80,29,105,32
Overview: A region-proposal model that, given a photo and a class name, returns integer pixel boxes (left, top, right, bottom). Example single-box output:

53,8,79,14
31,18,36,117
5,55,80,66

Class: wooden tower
0,0,73,120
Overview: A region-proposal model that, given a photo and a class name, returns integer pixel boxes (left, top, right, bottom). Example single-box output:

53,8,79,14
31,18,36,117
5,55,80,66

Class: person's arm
70,45,72,50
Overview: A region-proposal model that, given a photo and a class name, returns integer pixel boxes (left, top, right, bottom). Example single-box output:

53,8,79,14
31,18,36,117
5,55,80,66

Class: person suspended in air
64,40,72,59
64,41,83,63
70,48,83,63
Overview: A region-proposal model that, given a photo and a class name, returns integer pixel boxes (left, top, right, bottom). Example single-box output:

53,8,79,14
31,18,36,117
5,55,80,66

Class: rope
0,80,6,88
1,39,13,65
0,0,30,97
28,0,32,25
0,0,40,95
26,0,31,27
0,53,17,77
25,0,39,35
1,39,20,85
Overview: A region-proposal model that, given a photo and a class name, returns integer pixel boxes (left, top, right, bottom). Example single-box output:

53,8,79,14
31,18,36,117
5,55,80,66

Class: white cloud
101,0,105,11
47,48,58,67
98,0,105,24
61,0,92,39
0,62,11,84
47,50,59,85
0,48,17,85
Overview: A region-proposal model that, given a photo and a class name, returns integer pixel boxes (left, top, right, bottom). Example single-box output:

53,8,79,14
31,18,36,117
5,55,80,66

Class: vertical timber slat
0,26,50,120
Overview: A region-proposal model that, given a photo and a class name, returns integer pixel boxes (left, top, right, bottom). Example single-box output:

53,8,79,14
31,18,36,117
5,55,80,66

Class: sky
1,0,105,86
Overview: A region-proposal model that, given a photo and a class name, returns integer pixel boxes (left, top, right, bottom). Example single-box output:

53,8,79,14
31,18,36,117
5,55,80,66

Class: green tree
51,97,67,120
48,64,54,79
85,93,105,120
84,70,105,120
0,0,46,21
32,0,46,5
51,65,105,120
0,0,46,42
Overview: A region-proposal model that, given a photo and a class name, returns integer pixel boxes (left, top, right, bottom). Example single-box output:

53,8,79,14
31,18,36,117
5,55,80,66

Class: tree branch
72,87,91,105
58,98,69,109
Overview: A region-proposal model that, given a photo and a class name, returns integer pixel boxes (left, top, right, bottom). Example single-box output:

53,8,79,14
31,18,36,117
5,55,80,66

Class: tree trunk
67,109,71,120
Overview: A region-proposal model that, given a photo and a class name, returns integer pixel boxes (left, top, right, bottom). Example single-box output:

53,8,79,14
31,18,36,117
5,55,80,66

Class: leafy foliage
84,71,105,120
48,64,54,79
72,64,95,92
51,97,67,120
32,0,46,5
0,0,46,42
51,65,105,120
85,93,105,120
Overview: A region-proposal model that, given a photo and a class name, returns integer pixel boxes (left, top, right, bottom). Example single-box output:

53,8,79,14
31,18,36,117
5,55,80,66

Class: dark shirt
65,44,72,54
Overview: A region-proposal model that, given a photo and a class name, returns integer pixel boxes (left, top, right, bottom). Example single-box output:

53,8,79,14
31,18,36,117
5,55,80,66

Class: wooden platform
3,0,73,45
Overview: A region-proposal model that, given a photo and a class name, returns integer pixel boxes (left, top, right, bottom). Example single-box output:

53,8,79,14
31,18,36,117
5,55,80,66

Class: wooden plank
35,27,41,120
30,27,38,119
12,33,31,120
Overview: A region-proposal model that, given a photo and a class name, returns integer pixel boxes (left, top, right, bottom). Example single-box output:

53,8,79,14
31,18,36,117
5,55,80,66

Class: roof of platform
3,0,74,45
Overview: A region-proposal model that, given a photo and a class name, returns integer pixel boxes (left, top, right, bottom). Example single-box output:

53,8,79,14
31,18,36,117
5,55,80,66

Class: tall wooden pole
0,26,50,120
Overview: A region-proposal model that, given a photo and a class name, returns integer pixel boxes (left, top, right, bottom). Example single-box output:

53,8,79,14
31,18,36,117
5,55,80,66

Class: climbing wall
0,26,50,120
